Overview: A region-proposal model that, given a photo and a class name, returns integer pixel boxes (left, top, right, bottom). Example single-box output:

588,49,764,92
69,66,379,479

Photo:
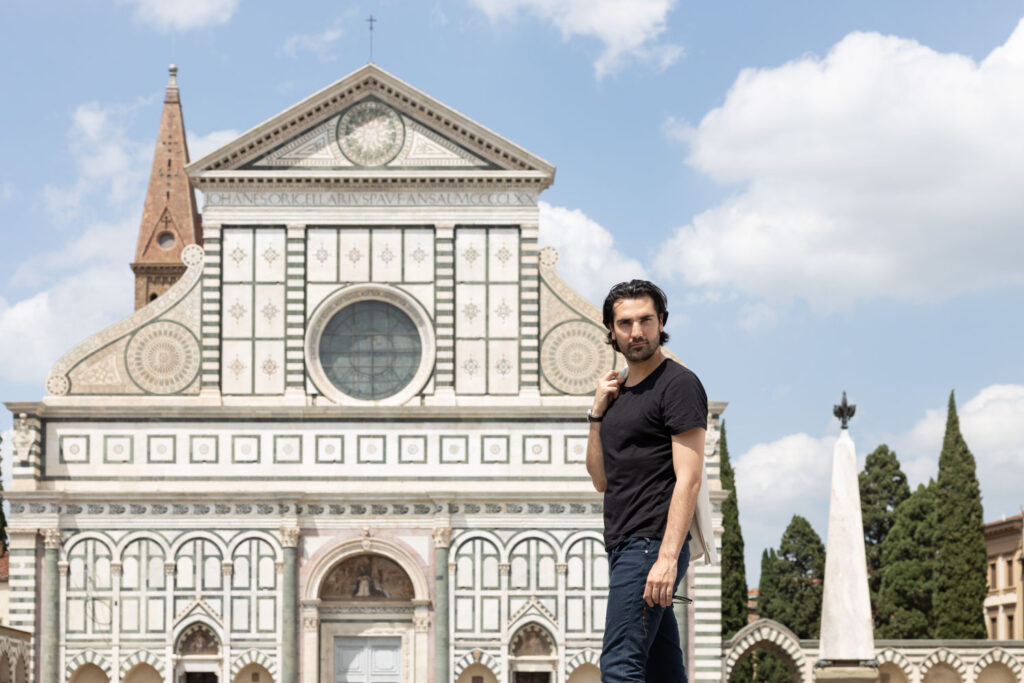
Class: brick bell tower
131,64,202,310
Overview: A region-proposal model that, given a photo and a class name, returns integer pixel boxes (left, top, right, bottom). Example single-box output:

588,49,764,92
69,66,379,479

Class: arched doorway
509,623,557,682
923,663,962,683
0,654,10,683
124,663,163,683
456,663,499,683
233,663,274,683
879,661,910,683
319,552,417,683
977,663,1016,683
15,655,27,683
567,663,601,683
69,663,109,683
175,623,222,682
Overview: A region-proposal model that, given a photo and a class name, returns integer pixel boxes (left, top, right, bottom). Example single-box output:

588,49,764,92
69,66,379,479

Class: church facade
4,65,726,683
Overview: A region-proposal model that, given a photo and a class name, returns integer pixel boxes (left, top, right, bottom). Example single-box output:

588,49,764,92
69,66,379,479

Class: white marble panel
370,228,402,282
455,284,486,338
455,228,486,282
147,435,175,464
274,435,302,463
339,229,370,281
567,597,584,631
317,436,343,463
481,436,509,464
60,435,89,463
358,435,386,464
593,597,607,631
399,435,426,464
258,597,275,631
481,597,500,631
307,284,340,319
404,229,434,281
488,227,520,282
487,284,519,338
254,228,286,282
253,284,285,338
233,435,260,464
221,340,253,394
148,599,163,631
455,340,486,394
455,597,473,631
232,598,248,631
565,436,588,464
488,340,519,394
440,436,467,464
222,228,254,282
104,435,132,463
523,436,551,464
253,340,285,395
190,436,218,464
67,600,85,632
122,598,139,631
307,229,338,282
221,284,253,338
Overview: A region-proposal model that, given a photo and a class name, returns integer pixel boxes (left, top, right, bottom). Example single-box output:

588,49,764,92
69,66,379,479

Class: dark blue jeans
600,537,690,682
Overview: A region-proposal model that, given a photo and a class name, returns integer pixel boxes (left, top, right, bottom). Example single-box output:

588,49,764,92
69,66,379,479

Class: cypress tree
877,481,936,638
771,515,825,638
932,391,988,638
859,444,910,630
719,421,749,639
741,548,797,682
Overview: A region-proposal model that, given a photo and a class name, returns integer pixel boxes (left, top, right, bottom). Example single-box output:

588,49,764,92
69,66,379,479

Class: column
281,526,300,682
41,528,61,683
433,527,452,683
112,562,123,678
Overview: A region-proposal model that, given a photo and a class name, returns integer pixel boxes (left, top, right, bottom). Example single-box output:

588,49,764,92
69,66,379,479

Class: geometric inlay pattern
540,321,614,395
337,100,405,167
126,321,200,394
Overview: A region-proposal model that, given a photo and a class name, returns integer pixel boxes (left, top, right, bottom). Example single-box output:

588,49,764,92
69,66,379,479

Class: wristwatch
587,408,603,423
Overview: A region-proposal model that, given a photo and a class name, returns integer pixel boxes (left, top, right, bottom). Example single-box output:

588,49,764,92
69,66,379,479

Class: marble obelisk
815,393,878,682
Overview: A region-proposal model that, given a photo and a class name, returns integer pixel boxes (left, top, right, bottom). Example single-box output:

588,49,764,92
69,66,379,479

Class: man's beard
621,337,659,362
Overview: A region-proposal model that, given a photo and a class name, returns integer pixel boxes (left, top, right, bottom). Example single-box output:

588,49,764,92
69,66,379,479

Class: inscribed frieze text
204,190,537,208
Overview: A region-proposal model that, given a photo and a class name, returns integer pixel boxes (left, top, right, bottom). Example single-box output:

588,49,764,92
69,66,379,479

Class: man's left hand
643,555,677,607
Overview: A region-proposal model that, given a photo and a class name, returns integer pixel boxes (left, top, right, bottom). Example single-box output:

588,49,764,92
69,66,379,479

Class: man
585,279,716,682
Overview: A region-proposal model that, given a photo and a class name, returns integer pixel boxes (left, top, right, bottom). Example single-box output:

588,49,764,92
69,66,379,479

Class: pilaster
520,222,540,393
433,526,452,683
281,526,300,683
434,224,455,399
284,224,307,399
41,528,61,683
200,222,223,395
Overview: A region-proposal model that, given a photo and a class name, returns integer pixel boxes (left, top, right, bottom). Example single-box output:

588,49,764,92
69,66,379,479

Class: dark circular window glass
319,300,422,400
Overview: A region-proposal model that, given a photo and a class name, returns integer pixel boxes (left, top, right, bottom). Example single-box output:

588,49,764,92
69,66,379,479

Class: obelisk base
814,662,878,682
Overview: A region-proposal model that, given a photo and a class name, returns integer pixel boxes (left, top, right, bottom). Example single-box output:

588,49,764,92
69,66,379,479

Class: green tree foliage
719,421,749,639
932,391,988,638
767,515,825,639
859,444,910,629
731,549,793,683
877,480,936,638
0,432,6,552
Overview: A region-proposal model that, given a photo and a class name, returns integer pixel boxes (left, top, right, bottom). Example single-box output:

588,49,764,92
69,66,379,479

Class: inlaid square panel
455,228,486,282
370,229,402,282
254,228,286,282
316,435,344,463
440,436,468,464
339,229,370,281
358,435,386,464
523,435,551,464
222,228,254,283
253,340,285,395
488,228,520,282
565,435,588,464
253,284,285,338
274,435,302,463
103,435,133,464
455,597,474,631
147,435,176,464
59,435,89,464
221,284,253,338
404,229,434,282
455,284,486,338
488,340,519,395
455,340,486,395
488,284,519,338
399,435,427,464
481,597,500,632
481,435,509,464
190,436,219,464
232,435,260,464
232,597,248,631
307,229,338,282
221,340,253,395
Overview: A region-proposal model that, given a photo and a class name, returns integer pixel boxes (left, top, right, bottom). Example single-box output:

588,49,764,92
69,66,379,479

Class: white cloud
657,21,1024,311
468,0,681,78
187,129,239,164
0,182,15,203
280,24,345,62
538,201,649,305
117,0,239,32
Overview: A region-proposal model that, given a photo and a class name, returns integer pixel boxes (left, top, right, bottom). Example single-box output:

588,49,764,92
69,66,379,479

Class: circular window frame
306,284,436,406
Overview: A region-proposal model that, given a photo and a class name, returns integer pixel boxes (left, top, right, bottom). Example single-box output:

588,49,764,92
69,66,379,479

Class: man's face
610,296,663,362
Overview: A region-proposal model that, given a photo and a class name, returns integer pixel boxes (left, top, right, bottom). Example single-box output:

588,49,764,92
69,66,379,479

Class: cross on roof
367,14,377,63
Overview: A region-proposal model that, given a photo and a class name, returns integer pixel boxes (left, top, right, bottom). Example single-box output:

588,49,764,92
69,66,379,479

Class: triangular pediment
187,64,554,183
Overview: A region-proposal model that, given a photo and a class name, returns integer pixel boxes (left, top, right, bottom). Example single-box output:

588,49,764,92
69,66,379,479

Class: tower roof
133,65,202,267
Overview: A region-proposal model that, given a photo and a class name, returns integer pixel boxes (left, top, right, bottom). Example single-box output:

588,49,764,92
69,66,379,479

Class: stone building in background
3,64,727,683
985,513,1023,640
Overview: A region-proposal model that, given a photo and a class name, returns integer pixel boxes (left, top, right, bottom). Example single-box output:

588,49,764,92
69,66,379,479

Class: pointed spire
131,65,202,310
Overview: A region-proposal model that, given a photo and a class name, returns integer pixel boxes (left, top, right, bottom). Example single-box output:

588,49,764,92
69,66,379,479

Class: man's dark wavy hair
601,279,670,351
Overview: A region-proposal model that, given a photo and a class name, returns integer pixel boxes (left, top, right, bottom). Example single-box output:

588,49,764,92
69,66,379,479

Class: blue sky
2,1,1023,586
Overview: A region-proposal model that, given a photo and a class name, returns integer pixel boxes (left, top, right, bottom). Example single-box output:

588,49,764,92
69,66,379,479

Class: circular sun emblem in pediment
337,100,405,167
541,320,615,395
126,321,200,394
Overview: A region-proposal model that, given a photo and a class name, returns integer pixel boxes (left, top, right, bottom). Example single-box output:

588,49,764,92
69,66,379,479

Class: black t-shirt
600,358,708,551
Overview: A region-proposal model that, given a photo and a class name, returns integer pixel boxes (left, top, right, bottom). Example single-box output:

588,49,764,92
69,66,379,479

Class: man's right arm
585,369,621,493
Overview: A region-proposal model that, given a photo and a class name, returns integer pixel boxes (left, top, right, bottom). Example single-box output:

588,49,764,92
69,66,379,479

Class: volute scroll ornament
432,526,452,549
42,528,62,550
